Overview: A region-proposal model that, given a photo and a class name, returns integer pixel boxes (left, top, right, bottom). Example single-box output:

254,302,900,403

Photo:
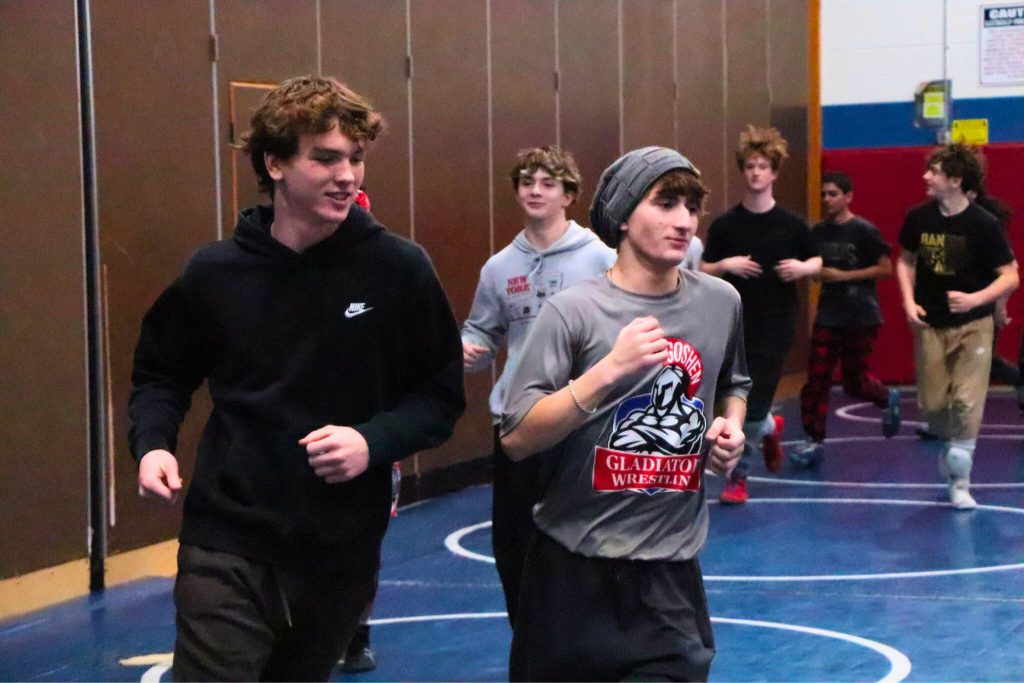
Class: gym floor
2,388,1022,682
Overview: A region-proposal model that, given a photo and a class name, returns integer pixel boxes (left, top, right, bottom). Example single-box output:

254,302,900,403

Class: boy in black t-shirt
792,172,901,466
896,143,1018,509
701,126,821,504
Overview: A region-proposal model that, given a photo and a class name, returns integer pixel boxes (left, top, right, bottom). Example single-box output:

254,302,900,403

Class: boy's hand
301,425,370,484
721,255,762,279
138,449,183,504
905,302,930,329
602,316,669,383
775,258,811,282
705,418,744,476
947,291,981,314
462,340,489,369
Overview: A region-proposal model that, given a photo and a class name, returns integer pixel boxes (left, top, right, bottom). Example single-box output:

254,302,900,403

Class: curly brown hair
509,146,583,202
735,125,789,172
927,143,984,195
240,76,385,196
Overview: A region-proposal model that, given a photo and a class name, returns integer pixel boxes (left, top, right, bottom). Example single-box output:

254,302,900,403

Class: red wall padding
822,144,1024,384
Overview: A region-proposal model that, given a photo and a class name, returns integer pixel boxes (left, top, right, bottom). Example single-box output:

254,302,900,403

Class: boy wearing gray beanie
500,147,751,681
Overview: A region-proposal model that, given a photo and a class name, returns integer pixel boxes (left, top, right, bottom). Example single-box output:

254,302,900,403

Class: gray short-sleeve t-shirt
501,270,751,561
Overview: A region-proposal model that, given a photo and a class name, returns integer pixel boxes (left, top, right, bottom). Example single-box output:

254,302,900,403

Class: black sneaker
789,439,824,467
881,389,901,438
339,625,377,673
340,646,377,673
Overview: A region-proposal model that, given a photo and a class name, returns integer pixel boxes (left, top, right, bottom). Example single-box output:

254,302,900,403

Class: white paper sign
981,4,1024,85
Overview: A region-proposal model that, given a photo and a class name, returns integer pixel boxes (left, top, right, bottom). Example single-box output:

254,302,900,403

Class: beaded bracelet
567,378,598,414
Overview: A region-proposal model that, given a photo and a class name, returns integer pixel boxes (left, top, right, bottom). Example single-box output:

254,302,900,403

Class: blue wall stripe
823,96,1024,150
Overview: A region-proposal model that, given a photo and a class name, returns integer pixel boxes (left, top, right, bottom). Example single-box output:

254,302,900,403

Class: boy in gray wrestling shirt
501,147,751,681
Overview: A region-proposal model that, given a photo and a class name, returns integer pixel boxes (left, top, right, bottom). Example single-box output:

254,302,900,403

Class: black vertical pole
77,0,108,593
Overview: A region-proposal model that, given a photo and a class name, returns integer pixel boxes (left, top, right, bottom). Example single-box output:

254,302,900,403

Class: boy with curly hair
128,76,465,680
462,146,615,624
896,143,1018,508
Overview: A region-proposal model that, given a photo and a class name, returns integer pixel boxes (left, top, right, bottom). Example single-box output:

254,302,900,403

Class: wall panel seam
554,0,561,148
766,0,773,117
315,0,323,76
209,0,223,239
721,1,729,207
672,0,679,150
405,0,415,244
486,0,494,257
617,0,624,155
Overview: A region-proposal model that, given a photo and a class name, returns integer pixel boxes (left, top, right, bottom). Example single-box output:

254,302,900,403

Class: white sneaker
949,482,978,510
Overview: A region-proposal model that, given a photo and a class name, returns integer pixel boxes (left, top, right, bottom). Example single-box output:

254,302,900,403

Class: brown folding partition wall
622,1,678,151
228,81,279,222
88,0,220,554
321,0,413,240
0,0,89,580
558,0,622,227
0,0,810,592
490,0,559,250
215,0,320,233
408,0,495,472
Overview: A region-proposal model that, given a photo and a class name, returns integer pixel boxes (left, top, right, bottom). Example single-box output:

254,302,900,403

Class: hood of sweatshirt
234,204,385,261
510,220,603,258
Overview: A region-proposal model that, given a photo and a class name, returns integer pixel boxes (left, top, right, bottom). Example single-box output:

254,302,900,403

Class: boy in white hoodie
462,146,615,624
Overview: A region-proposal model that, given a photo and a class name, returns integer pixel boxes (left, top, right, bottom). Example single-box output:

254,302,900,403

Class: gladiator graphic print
593,338,708,495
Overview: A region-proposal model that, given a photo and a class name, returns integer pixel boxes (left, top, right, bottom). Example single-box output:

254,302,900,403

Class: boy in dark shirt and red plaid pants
792,172,901,466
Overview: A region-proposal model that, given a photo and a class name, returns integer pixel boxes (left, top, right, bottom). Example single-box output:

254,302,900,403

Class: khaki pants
914,316,994,441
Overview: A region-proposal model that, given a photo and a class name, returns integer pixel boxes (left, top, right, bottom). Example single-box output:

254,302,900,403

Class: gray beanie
588,146,700,248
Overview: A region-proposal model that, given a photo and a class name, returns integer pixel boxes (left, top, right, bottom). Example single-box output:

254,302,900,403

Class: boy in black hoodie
129,76,465,681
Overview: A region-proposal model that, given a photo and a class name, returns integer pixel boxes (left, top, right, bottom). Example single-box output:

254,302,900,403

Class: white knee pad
944,446,974,480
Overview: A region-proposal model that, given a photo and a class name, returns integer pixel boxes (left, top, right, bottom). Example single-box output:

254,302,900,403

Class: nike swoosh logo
344,305,373,319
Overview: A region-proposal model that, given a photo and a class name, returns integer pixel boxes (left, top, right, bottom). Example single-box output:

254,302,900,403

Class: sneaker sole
762,416,785,473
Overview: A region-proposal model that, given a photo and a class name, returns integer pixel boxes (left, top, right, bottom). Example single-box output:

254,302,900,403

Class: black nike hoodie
128,205,465,573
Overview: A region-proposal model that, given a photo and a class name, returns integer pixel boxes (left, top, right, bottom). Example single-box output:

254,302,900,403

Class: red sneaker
762,415,785,473
719,476,748,505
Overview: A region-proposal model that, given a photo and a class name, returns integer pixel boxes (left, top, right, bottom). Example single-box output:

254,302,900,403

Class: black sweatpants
510,532,716,682
491,426,540,626
172,544,376,682
744,308,797,422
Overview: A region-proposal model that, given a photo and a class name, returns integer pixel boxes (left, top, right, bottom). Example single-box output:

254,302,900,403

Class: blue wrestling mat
2,389,1023,681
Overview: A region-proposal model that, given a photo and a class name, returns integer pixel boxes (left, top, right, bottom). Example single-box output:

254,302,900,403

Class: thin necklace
607,265,680,292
